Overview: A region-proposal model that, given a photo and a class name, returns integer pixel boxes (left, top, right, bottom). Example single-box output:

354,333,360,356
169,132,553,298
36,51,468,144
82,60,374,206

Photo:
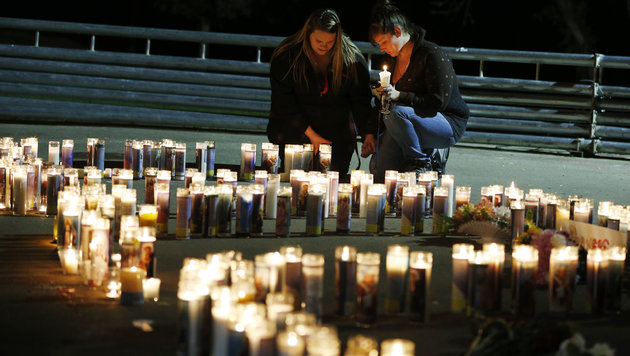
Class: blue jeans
370,105,455,182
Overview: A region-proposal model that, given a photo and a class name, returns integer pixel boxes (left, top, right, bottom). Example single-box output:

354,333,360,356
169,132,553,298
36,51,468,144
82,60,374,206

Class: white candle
276,330,304,356
12,165,27,215
385,244,409,313
359,173,373,218
143,277,161,302
379,65,391,87
58,248,79,275
441,174,454,217
327,171,339,216
380,338,414,356
48,140,60,165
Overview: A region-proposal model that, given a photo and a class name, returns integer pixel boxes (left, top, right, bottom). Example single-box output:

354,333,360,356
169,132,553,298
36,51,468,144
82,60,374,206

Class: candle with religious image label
301,144,313,172
384,170,398,215
365,183,386,235
318,143,331,173
239,143,256,182
217,183,233,237
251,183,265,236
548,246,578,313
235,185,253,237
356,252,380,327
61,139,74,169
336,183,352,233
276,186,291,237
261,142,279,174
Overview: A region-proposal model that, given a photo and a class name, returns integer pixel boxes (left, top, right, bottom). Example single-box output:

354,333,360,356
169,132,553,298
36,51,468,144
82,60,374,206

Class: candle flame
383,65,387,71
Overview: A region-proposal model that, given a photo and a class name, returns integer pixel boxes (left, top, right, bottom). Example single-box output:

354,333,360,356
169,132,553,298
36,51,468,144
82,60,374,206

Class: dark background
5,0,630,56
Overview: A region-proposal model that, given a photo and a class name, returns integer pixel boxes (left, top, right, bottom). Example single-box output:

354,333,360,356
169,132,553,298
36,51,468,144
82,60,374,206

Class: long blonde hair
271,8,364,94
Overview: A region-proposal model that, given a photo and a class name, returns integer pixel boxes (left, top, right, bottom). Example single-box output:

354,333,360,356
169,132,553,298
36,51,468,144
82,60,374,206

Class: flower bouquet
514,221,578,286
447,201,511,243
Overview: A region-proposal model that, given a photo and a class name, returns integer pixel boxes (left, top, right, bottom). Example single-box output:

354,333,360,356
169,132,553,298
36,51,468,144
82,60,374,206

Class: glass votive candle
385,244,409,314
121,266,146,306
356,252,380,327
548,246,579,313
380,338,415,356
409,251,432,322
261,142,279,174
512,245,539,318
143,277,161,302
455,185,471,209
276,330,305,356
318,143,331,173
452,243,474,313
58,248,80,275
48,140,60,165
240,143,257,182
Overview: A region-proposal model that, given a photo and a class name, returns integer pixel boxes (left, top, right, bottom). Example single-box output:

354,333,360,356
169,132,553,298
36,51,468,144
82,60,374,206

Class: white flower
550,233,568,248
494,206,510,220
557,333,586,356
589,343,615,356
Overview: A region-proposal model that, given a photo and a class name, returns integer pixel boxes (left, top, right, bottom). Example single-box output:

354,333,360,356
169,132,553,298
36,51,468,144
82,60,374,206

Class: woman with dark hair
368,1,469,181
267,8,378,182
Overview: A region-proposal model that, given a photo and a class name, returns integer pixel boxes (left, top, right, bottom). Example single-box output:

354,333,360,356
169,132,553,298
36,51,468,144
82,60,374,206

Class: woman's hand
361,134,377,157
382,84,400,101
305,126,332,156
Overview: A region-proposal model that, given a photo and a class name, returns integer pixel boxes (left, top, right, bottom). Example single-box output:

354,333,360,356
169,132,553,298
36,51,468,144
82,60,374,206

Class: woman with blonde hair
267,8,377,182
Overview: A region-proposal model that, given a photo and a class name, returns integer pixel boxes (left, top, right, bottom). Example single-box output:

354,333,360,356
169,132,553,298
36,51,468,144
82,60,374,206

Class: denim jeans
369,104,455,182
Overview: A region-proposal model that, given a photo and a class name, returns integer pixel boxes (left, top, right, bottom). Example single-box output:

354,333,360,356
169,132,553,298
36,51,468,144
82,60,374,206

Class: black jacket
267,44,378,146
389,29,469,142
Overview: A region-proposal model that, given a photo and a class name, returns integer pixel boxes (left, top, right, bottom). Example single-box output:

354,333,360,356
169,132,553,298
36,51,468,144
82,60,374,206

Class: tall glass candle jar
206,140,216,180
336,183,352,233
318,143,331,173
276,186,291,237
548,246,579,313
334,245,357,316
261,142,279,174
385,244,409,314
512,245,539,318
239,143,257,182
365,183,386,235
452,243,474,313
301,253,325,320
61,139,74,169
48,140,60,165
356,252,380,327
409,251,432,322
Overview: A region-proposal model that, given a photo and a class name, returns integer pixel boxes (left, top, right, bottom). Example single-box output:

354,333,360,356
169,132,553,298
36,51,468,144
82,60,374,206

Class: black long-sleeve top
267,43,378,145
389,30,470,141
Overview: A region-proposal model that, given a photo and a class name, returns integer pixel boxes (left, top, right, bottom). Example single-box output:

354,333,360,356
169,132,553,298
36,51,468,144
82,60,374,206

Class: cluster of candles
122,138,216,181
176,244,428,356
452,242,627,318
477,182,630,243
53,180,161,305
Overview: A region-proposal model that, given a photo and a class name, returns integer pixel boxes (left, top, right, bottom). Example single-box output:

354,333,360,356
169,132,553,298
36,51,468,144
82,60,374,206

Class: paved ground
1,124,629,355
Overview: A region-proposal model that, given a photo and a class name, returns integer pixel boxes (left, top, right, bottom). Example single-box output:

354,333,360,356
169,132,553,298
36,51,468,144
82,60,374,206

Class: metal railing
1,17,630,156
